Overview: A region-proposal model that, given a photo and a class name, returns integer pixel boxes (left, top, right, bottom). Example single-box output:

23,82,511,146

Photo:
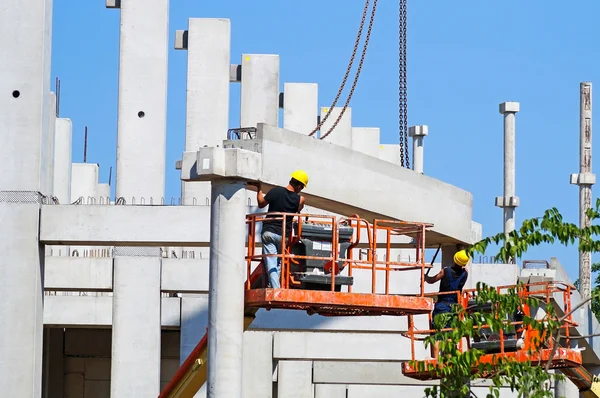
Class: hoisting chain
320,0,378,140
309,0,373,137
398,0,409,168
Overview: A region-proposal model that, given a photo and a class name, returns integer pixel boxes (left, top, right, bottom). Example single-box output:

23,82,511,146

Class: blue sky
51,0,599,282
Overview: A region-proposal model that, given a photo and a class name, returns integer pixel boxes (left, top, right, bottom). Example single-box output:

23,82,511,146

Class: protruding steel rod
570,82,595,301
83,126,88,163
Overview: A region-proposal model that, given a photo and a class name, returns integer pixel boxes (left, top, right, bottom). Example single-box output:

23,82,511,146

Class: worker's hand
247,181,262,191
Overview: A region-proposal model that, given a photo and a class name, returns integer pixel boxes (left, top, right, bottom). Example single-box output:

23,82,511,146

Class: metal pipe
206,179,247,398
570,82,595,301
408,125,428,174
495,102,520,252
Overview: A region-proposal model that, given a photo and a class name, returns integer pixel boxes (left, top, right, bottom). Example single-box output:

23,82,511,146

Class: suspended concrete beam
182,124,473,246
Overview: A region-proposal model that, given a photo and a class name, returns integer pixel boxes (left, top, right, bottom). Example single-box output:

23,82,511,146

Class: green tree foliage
411,200,600,398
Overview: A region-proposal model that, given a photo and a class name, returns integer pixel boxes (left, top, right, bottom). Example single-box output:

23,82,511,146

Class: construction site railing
245,212,433,296
403,281,578,361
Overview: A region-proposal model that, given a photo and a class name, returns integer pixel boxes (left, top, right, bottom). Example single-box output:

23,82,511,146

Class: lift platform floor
245,288,434,317
402,348,583,381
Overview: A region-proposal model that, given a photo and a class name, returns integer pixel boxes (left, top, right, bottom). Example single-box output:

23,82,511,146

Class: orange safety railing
403,280,578,362
245,212,433,296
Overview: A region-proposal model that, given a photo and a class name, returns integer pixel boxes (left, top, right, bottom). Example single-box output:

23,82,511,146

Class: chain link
320,0,378,140
309,0,371,137
399,0,409,168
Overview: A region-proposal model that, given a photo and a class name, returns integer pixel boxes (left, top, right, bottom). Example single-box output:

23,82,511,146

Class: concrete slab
44,256,112,291
283,83,318,135
240,54,280,128
352,127,380,158
111,257,162,396
320,107,352,147
277,361,313,398
216,124,473,245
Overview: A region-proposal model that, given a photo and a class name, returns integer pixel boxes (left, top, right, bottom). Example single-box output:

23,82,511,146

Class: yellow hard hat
291,170,309,187
453,250,469,267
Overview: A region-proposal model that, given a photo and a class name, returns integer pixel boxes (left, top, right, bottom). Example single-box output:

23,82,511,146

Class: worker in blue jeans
254,170,308,288
425,249,469,359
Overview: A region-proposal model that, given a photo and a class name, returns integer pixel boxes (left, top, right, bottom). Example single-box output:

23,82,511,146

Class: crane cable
398,0,410,168
309,0,378,139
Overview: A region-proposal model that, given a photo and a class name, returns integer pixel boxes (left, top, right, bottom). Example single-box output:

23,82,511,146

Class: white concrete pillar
240,54,280,128
111,256,162,397
0,0,52,395
110,0,169,204
570,82,595,301
97,183,110,204
53,118,73,204
175,18,231,207
378,144,401,166
179,295,209,364
320,107,352,148
351,127,380,158
408,125,428,174
495,102,520,242
277,361,313,398
46,92,57,196
70,163,99,204
282,83,318,135
207,179,247,398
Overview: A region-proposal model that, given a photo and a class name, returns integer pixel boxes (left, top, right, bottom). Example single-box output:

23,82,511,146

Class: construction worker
253,170,308,288
424,249,470,359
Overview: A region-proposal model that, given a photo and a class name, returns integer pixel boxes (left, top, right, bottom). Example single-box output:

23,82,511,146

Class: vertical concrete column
240,54,280,128
109,0,169,204
351,127,380,158
111,256,162,397
320,107,352,148
408,125,428,174
46,92,57,196
70,164,98,204
207,179,247,398
53,118,73,204
175,19,231,207
378,144,401,165
97,183,111,204
0,0,52,395
570,82,595,301
495,102,520,243
282,83,318,135
180,295,209,364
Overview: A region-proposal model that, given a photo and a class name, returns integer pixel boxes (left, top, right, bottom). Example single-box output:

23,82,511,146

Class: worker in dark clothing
254,170,308,288
424,249,469,359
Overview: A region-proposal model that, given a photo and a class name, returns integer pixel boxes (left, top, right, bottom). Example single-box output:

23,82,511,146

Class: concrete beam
40,205,212,246
162,258,209,292
44,256,113,291
277,361,313,398
43,296,180,328
215,124,473,246
312,361,437,386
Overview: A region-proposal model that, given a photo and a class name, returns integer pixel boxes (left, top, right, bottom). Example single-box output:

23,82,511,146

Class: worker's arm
424,269,444,284
256,185,268,208
298,196,305,212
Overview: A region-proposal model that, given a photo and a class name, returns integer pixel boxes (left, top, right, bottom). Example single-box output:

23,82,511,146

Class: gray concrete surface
240,54,280,128
283,83,318,135
320,107,353,147
53,118,73,204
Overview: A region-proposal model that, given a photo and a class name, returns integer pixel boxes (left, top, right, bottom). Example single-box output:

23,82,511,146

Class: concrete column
320,107,352,148
70,163,99,204
495,102,520,244
109,0,169,204
282,83,318,135
277,361,313,398
378,144,401,166
46,92,57,196
53,119,73,204
207,179,247,398
111,256,162,397
180,295,209,364
243,331,274,397
175,18,231,207
408,125,428,174
97,183,110,204
351,127,380,158
0,0,52,395
570,82,595,301
240,54,280,128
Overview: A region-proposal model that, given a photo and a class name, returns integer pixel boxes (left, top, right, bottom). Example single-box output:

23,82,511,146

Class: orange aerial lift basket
244,212,436,317
401,281,583,380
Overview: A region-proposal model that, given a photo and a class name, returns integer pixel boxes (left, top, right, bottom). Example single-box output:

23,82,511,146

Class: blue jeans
262,231,282,288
